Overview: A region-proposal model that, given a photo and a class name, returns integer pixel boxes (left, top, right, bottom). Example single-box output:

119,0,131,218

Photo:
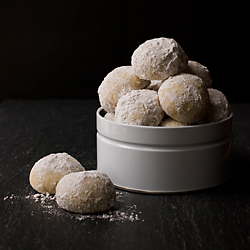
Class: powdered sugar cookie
115,89,164,126
158,73,210,123
184,60,212,88
104,112,115,122
146,80,163,91
98,66,150,113
131,37,188,80
29,153,85,194
160,117,189,127
56,171,116,214
199,88,231,123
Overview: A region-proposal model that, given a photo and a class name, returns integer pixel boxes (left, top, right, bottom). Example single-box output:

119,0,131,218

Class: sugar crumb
4,191,142,223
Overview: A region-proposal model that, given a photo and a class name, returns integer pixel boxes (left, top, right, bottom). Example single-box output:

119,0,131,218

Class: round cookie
115,89,164,126
104,112,115,122
146,80,163,91
29,153,85,194
160,117,189,127
158,73,210,123
131,37,188,80
98,66,150,113
184,60,213,88
199,88,231,123
55,171,116,214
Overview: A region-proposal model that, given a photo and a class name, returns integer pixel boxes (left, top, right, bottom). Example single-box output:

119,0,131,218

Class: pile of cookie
98,37,231,127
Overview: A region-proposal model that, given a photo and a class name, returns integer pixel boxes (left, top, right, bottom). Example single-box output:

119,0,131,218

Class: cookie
56,171,116,214
115,89,164,126
131,37,188,80
98,66,150,113
158,73,210,123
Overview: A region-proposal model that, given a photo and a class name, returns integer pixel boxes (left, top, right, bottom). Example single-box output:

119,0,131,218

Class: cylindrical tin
96,108,233,193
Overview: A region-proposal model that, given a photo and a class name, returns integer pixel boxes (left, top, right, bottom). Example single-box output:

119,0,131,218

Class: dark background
0,1,246,103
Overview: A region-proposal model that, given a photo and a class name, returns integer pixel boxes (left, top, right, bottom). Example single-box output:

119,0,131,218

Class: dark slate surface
0,100,249,250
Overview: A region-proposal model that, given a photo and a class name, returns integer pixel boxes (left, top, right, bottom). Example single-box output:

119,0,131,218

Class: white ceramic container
96,108,233,193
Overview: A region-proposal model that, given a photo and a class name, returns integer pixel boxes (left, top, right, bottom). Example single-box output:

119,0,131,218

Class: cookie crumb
5,191,142,223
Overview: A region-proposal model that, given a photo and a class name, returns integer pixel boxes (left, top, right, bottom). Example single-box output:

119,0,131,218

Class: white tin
96,108,233,193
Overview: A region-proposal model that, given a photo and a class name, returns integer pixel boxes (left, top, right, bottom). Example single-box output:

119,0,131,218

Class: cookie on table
29,153,85,194
56,171,116,214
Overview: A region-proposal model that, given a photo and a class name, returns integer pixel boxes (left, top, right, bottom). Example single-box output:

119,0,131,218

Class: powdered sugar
3,191,142,222
3,194,15,201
